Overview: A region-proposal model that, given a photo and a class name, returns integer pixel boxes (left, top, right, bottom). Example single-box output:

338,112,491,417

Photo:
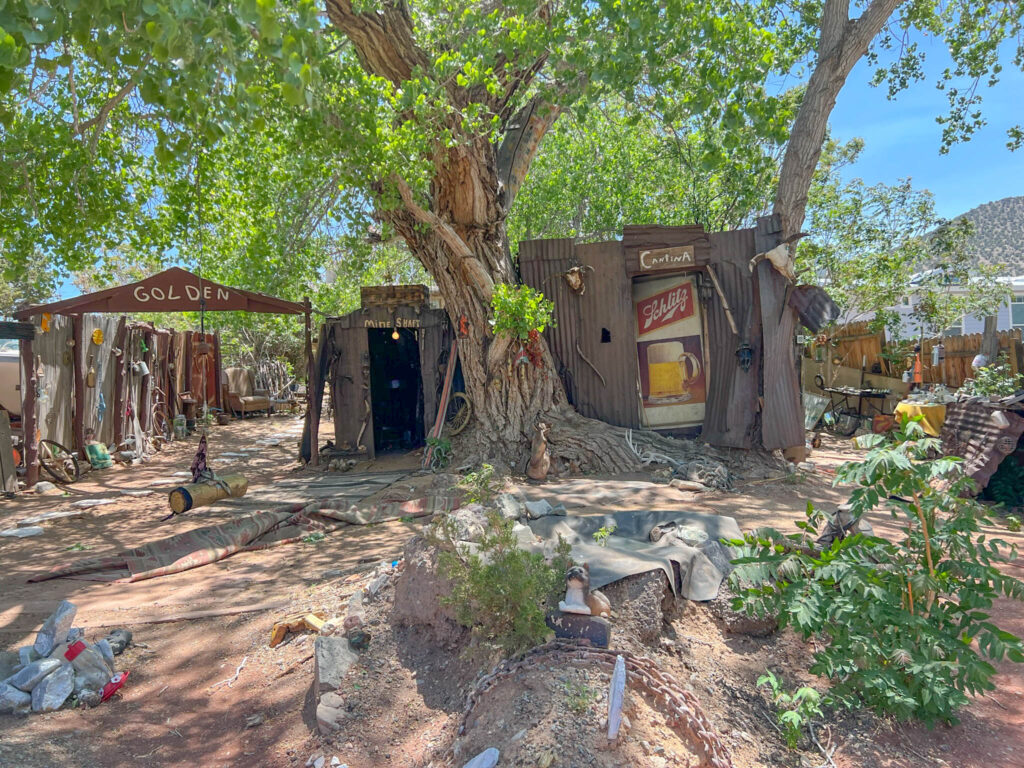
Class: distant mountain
955,196,1024,273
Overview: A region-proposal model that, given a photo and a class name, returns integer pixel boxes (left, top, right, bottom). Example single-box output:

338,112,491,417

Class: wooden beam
111,316,128,448
20,336,38,487
305,297,319,466
71,316,86,459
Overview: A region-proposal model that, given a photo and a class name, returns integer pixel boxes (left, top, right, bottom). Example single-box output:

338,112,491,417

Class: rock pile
0,601,131,715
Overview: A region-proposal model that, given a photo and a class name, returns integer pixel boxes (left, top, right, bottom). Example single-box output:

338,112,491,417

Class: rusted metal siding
574,241,639,428
941,402,1024,490
755,215,805,451
518,238,580,408
703,228,760,448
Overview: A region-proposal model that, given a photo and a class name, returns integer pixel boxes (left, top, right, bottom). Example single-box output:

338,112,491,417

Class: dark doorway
368,327,424,452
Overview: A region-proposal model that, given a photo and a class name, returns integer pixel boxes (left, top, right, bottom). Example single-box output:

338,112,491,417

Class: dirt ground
1,424,1022,768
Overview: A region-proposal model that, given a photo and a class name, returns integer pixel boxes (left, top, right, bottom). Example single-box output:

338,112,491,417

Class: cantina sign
636,282,695,335
638,245,695,271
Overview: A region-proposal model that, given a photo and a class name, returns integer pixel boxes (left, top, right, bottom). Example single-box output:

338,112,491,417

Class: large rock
0,682,32,714
545,613,612,648
0,650,20,681
392,536,466,646
313,636,358,695
33,600,77,657
601,570,673,644
8,658,62,692
463,748,500,768
31,663,74,712
705,586,778,637
316,691,348,735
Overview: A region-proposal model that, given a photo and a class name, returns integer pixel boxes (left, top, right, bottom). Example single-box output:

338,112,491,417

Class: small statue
526,421,550,481
559,563,611,617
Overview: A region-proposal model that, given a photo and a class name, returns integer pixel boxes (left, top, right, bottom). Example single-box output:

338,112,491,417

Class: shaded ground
1,428,1022,768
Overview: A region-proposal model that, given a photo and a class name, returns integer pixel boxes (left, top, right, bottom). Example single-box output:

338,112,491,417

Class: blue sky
828,35,1023,220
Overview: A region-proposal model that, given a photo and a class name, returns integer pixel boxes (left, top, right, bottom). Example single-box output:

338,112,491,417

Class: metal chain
450,640,733,768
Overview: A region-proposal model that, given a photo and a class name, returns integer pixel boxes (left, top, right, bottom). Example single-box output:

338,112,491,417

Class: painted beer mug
647,341,701,400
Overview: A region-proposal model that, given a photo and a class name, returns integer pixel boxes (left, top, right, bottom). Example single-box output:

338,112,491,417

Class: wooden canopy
15,267,305,319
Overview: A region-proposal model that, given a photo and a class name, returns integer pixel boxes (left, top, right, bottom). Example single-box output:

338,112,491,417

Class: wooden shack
519,216,833,451
318,285,453,459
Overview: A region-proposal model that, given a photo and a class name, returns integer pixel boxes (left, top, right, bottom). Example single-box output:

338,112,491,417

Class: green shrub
435,511,573,659
489,283,556,342
732,416,1024,724
757,671,823,750
458,463,501,504
593,524,616,546
959,355,1024,398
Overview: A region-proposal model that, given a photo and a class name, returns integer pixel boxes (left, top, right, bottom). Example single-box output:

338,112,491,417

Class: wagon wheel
152,410,172,449
445,392,472,436
39,439,80,484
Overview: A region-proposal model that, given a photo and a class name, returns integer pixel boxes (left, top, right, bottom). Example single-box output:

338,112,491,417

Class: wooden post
112,316,128,448
141,329,155,432
20,335,38,487
981,315,999,363
213,332,224,411
71,315,86,458
305,297,319,466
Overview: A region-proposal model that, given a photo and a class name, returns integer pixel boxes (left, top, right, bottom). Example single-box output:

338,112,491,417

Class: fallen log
168,473,248,514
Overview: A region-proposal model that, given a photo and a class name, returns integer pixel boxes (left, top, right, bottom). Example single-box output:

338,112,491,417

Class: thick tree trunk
773,0,904,238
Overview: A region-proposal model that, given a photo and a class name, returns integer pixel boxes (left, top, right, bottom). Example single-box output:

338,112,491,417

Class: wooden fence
824,323,1024,389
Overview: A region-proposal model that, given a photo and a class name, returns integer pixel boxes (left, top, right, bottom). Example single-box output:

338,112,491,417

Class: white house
893,274,1024,337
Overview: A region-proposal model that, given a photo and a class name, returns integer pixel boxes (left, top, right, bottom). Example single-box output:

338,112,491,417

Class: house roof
14,267,306,319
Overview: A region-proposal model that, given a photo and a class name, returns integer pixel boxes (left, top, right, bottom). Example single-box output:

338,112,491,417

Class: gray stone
17,646,39,667
0,682,32,714
698,540,735,578
0,526,44,538
8,658,62,692
0,650,20,681
66,627,85,644
462,747,500,768
120,489,154,497
103,628,132,655
31,663,74,712
447,505,488,542
495,492,525,521
316,702,348,735
17,510,86,527
95,639,115,669
320,691,344,709
33,481,58,494
511,522,536,549
34,600,77,657
69,498,116,508
314,636,358,694
366,573,388,597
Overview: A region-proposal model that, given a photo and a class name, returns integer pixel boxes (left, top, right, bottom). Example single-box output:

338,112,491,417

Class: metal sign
638,245,695,272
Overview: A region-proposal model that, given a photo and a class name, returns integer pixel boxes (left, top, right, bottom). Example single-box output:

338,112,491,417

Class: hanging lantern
391,328,400,340
736,342,753,372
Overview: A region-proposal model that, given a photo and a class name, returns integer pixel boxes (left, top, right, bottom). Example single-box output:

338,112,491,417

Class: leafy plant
959,356,1024,398
593,524,617,547
435,511,573,659
458,463,501,505
426,436,452,470
1006,515,1022,533
302,532,326,545
64,542,89,552
733,416,1024,725
757,671,823,750
489,284,556,342
563,680,598,714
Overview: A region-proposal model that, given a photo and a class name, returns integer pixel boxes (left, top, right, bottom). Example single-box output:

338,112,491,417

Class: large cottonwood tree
0,0,784,469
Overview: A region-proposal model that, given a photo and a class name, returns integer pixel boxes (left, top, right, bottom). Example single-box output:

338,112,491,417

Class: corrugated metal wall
520,226,764,447
81,315,120,445
518,239,581,408
702,228,760,448
573,241,640,428
32,314,75,447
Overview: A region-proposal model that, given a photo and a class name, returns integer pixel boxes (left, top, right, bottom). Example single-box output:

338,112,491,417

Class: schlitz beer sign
636,282,695,335
638,245,695,271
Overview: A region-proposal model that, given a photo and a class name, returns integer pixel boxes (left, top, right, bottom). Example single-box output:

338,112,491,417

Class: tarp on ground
29,495,458,583
525,509,743,601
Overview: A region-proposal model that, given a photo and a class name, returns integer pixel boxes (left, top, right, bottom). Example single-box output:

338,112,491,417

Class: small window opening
600,328,611,343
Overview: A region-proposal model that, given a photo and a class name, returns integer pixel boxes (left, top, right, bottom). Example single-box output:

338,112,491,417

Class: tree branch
74,58,152,155
495,95,562,213
324,0,430,85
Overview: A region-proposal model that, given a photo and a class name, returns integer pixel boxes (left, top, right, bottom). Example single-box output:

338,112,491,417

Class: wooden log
168,473,248,514
72,315,86,459
21,335,38,487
